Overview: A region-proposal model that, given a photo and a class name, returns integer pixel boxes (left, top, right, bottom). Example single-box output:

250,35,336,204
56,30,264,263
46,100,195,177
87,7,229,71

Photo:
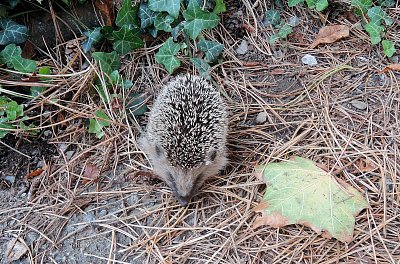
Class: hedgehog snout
176,194,191,206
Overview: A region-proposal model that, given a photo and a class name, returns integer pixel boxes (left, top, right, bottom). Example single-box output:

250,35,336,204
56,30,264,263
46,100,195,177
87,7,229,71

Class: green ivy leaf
351,0,372,15
139,2,158,28
155,37,180,73
116,0,139,27
6,100,23,121
0,43,36,73
264,10,281,27
112,25,144,55
197,39,224,62
0,43,21,67
171,21,185,40
364,22,384,45
148,0,180,19
0,18,28,45
382,40,396,57
288,0,304,7
191,58,211,79
154,13,174,32
213,0,226,14
268,35,280,44
88,109,111,139
0,123,14,139
30,66,51,96
127,93,148,116
19,121,38,135
315,0,328,11
92,51,122,75
377,0,395,7
367,6,393,26
183,0,220,39
278,23,293,39
11,54,36,73
100,26,115,41
82,27,102,53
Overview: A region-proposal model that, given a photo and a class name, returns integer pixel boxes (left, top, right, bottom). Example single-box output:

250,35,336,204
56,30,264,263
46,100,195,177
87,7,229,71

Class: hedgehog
139,74,228,206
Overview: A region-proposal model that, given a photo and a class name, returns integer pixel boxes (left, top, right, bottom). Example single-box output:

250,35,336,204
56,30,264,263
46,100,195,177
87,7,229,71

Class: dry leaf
378,64,400,74
6,238,28,262
82,162,100,184
356,158,377,173
310,25,350,49
26,165,48,180
95,0,114,26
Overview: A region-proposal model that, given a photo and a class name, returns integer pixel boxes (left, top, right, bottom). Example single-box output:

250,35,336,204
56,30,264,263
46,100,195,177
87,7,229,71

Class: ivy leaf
367,6,393,26
11,56,36,73
6,101,23,121
278,23,293,39
268,35,280,44
88,109,111,139
264,10,281,27
288,0,304,7
315,0,328,11
127,93,148,116
0,123,14,139
213,0,226,14
139,2,158,28
364,22,384,45
377,0,395,7
197,39,224,62
82,27,102,53
191,58,211,79
183,0,220,39
382,40,396,57
30,66,51,96
254,156,368,243
154,13,174,32
148,0,180,19
112,25,144,55
171,21,185,40
92,51,121,75
351,0,372,15
155,37,180,73
0,18,28,45
100,26,115,41
116,0,139,27
0,43,36,73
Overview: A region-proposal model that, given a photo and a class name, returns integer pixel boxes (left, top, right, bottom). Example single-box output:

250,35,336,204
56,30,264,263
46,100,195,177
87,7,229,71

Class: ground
0,0,399,263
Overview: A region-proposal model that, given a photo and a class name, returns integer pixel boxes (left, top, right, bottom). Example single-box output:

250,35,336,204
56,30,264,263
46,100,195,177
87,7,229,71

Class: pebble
43,130,52,137
302,54,318,66
236,40,248,55
289,16,300,27
255,112,268,124
66,151,74,160
350,100,367,110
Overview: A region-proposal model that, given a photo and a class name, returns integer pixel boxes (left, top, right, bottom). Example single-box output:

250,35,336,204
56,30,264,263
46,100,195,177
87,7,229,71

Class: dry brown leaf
6,238,28,262
310,25,350,49
82,162,100,184
26,165,48,180
378,64,400,74
95,0,114,26
356,158,377,173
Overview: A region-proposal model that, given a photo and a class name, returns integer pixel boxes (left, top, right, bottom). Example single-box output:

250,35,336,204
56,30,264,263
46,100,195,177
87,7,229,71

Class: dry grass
1,0,399,263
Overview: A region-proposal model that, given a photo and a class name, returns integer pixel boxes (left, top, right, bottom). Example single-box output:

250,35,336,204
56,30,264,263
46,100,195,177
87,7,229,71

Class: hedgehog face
140,135,227,206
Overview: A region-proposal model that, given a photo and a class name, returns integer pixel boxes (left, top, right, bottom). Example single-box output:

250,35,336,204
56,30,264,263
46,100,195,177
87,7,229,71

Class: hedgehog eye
208,150,217,162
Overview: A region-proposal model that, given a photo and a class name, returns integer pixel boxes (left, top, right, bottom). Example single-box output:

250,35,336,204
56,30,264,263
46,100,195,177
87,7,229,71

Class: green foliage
382,40,395,57
0,18,28,45
82,27,102,53
269,23,293,44
213,0,226,14
127,93,148,116
139,3,157,28
0,97,26,139
30,66,51,96
148,0,181,19
191,58,210,79
288,0,304,7
112,25,143,55
154,13,174,32
88,109,111,139
197,39,224,62
92,51,121,75
0,43,36,73
183,0,220,39
264,10,281,26
116,0,139,27
306,0,328,11
351,0,372,14
155,37,181,74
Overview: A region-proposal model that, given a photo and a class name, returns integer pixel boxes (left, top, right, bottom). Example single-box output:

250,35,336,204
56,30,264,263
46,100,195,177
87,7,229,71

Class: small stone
236,40,248,55
289,16,300,27
302,54,318,66
3,175,15,184
59,143,68,152
43,130,52,137
66,151,74,160
389,55,399,64
255,112,268,124
350,100,367,110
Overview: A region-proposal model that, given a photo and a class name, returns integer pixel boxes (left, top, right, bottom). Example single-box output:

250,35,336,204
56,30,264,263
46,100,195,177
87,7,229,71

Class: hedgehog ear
205,149,217,165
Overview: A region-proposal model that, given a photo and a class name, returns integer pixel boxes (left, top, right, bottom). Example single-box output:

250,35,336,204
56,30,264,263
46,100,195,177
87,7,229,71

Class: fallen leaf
95,0,114,26
378,64,400,74
254,156,368,243
82,162,100,184
310,25,350,48
356,158,377,173
26,167,45,180
6,238,28,262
